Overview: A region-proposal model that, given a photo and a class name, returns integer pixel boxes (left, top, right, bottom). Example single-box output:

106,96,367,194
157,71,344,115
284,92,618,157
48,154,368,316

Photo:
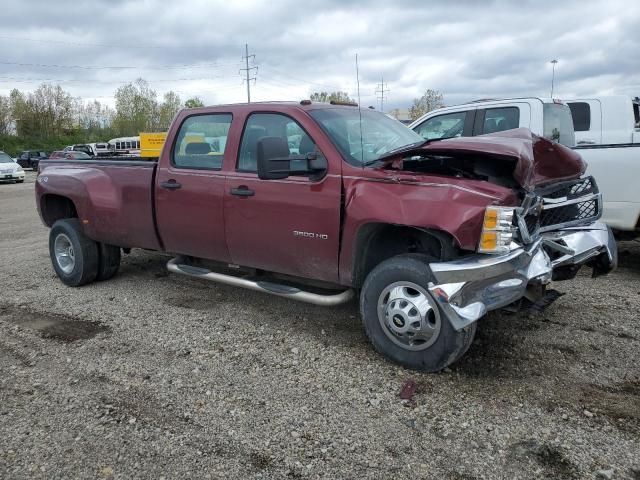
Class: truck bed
36,158,162,251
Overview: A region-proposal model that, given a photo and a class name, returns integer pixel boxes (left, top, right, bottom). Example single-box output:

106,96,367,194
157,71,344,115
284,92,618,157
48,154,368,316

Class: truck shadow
617,240,640,271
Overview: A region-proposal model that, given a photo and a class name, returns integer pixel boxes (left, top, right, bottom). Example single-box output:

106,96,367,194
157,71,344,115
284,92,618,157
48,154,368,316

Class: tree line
0,79,204,155
0,79,443,155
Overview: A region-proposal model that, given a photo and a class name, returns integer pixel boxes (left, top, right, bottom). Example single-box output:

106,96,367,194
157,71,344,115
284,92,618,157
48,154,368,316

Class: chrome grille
516,176,602,242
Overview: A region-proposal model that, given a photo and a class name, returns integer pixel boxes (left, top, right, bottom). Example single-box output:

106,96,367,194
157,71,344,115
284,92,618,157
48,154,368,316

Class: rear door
473,103,530,135
412,108,475,140
223,111,342,283
155,112,233,262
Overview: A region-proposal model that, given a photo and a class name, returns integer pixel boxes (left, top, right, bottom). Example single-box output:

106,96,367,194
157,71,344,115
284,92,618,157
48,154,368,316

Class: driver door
223,112,342,283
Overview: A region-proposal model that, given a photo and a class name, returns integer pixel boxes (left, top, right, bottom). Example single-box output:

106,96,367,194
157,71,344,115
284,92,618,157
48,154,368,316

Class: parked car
49,151,92,160
409,96,640,236
17,150,49,170
35,102,616,371
68,143,112,157
0,151,25,183
91,142,113,157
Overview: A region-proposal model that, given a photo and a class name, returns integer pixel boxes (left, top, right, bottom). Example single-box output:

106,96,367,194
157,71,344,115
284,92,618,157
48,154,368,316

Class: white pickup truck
409,97,640,235
566,96,640,235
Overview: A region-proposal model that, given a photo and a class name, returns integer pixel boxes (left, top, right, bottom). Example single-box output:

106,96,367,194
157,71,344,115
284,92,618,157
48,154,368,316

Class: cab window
414,111,468,140
238,113,316,173
481,107,520,134
172,113,232,170
567,102,591,132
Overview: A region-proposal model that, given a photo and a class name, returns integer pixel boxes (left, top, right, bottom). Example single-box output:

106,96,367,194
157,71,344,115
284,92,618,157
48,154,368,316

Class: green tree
0,95,12,135
159,91,182,130
184,97,205,108
9,84,73,138
409,89,444,120
113,79,159,136
309,91,354,103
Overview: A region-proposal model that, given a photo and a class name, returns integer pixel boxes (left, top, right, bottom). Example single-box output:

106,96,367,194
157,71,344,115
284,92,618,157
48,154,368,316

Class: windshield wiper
361,140,426,167
360,136,462,167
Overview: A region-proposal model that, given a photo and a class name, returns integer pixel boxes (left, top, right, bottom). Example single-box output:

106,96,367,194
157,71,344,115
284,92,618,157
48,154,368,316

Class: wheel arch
40,194,79,227
351,223,459,289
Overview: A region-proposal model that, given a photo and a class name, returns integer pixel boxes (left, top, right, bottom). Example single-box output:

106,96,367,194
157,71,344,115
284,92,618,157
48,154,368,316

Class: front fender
338,177,516,285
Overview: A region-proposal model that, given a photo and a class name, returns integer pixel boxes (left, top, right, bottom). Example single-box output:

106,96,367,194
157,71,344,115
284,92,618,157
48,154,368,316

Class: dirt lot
1,171,639,479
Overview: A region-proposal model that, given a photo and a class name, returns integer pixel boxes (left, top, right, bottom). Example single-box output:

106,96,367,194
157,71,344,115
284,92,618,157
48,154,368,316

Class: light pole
550,59,558,98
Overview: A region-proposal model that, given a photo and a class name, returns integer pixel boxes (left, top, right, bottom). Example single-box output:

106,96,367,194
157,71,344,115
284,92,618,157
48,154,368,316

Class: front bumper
0,170,24,181
427,222,617,331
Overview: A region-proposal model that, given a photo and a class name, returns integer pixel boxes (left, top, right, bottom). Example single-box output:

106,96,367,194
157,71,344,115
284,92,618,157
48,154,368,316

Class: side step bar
166,258,355,306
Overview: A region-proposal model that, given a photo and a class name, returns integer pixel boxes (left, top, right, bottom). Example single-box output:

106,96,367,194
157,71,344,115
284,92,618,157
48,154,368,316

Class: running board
166,258,355,306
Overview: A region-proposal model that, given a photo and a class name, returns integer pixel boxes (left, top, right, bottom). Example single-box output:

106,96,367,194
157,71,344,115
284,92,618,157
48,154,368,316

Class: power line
0,34,166,50
375,76,390,112
239,43,258,103
0,75,233,84
0,60,242,70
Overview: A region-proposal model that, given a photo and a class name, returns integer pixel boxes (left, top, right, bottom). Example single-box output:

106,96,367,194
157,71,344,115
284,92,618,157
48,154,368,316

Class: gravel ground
1,171,639,479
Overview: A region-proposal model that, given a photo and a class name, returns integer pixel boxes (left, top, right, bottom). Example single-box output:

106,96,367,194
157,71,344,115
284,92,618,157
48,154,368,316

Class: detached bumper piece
427,222,617,331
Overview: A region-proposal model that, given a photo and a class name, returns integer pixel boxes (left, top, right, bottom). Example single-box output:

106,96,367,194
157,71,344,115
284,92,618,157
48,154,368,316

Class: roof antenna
355,53,365,169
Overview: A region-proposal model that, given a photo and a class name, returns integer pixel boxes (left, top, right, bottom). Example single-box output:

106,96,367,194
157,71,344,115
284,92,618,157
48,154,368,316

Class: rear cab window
543,103,575,147
568,102,591,132
480,107,520,134
172,113,232,170
414,111,470,140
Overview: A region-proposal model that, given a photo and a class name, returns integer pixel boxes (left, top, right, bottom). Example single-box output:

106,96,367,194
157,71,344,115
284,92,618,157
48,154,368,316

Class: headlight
16,166,23,172
478,206,515,254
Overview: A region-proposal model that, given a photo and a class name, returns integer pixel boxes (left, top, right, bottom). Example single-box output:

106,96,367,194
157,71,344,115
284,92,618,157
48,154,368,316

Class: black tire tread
360,253,477,372
96,243,121,281
49,218,99,287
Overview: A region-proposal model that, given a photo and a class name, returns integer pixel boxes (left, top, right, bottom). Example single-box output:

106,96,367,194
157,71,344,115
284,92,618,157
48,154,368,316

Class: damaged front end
426,175,617,331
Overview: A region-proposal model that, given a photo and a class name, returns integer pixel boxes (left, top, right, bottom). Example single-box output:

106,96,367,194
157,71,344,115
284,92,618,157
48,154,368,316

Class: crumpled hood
387,128,586,192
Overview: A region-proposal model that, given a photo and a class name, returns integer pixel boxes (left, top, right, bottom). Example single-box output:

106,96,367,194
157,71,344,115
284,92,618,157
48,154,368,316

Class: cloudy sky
1,0,638,111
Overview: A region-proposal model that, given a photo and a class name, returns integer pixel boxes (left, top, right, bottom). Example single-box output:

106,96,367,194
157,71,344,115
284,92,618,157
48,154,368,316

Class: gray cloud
0,0,638,110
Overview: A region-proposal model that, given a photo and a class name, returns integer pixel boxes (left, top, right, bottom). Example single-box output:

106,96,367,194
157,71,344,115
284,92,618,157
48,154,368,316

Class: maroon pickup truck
35,101,616,371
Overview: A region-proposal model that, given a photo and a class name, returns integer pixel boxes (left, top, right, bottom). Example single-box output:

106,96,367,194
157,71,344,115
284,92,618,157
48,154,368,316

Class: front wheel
49,219,99,287
360,254,476,372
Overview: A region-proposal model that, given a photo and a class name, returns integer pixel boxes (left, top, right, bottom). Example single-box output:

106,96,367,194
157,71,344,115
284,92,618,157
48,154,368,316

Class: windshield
309,108,423,166
0,152,13,163
543,104,575,147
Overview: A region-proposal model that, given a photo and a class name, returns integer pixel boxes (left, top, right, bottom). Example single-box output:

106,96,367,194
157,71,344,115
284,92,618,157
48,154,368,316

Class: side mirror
257,137,291,180
257,136,328,181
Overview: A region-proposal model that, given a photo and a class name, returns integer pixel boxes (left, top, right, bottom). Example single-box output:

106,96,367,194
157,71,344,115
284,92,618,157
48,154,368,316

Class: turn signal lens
483,210,498,229
480,231,497,251
478,206,515,254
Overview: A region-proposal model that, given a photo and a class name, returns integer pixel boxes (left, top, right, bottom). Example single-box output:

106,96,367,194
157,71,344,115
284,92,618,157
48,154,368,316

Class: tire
49,218,99,287
17,180,24,183
360,254,477,372
96,243,121,281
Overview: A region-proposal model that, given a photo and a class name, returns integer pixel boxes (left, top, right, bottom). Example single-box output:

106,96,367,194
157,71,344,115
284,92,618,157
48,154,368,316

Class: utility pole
240,43,258,103
375,76,390,112
550,59,558,99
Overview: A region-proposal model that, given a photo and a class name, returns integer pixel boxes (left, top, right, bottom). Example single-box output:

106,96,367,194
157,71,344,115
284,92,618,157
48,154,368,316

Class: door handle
230,186,255,197
160,180,182,190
